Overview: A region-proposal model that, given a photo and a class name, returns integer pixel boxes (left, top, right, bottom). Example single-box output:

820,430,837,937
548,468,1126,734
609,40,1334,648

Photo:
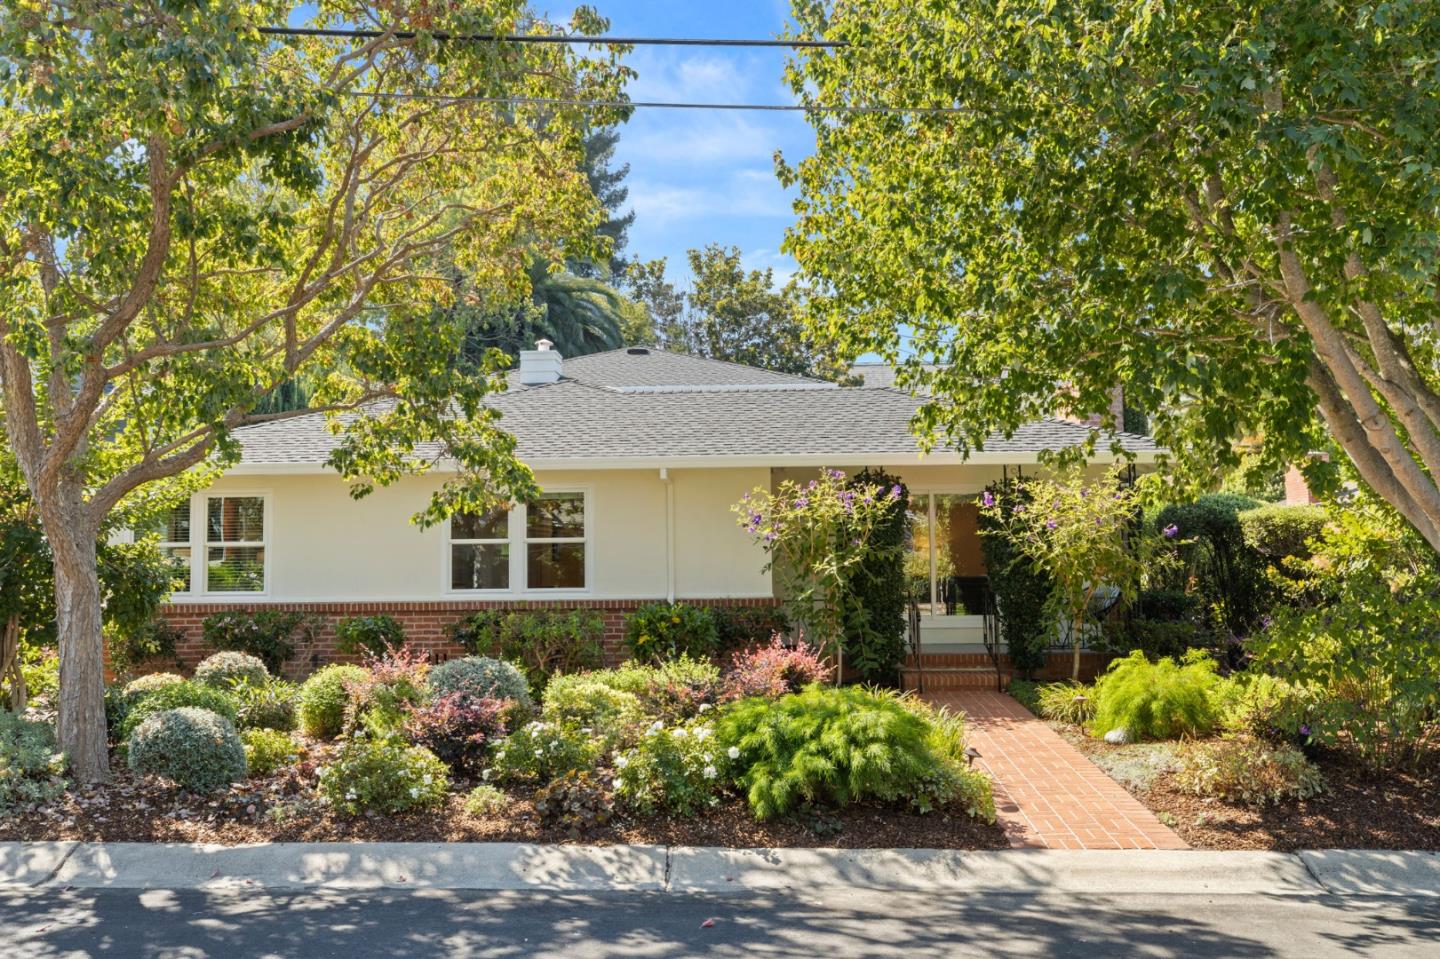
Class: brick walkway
925,689,1188,850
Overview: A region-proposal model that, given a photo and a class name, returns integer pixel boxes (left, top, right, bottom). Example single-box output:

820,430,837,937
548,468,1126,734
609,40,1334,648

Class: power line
258,26,846,49
342,90,968,115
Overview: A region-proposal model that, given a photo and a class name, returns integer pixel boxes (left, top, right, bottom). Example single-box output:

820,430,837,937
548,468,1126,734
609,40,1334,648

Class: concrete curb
1,842,1437,896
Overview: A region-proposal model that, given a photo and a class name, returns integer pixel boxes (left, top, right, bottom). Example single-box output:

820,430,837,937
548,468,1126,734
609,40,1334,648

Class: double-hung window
156,503,193,593
449,491,587,592
205,495,266,593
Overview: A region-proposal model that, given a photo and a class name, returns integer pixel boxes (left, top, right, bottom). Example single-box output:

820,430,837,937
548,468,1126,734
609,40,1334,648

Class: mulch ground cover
0,750,1009,850
1060,727,1440,851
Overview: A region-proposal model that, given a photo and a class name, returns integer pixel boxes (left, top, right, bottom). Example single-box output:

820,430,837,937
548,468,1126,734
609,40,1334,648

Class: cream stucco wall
177,467,772,603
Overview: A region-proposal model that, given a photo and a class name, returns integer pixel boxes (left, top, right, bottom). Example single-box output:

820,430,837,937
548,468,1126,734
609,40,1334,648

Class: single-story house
154,344,1159,684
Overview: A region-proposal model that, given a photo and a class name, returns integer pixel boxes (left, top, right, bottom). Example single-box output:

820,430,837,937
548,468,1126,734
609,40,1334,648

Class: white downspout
660,467,676,603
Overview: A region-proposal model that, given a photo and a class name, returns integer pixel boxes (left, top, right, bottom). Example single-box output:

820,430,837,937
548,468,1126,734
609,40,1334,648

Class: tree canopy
0,0,627,778
782,0,1440,549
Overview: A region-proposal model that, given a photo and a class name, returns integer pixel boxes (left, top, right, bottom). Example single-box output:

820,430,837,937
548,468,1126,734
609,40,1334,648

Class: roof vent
519,339,563,385
626,347,650,356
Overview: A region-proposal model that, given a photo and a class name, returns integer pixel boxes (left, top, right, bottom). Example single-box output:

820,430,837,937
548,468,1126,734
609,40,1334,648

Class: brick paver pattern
925,689,1188,850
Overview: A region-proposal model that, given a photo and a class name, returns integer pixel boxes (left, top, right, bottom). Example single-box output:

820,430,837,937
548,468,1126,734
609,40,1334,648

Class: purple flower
1162,523,1179,539
764,531,777,542
1046,519,1058,529
796,496,809,508
1299,724,1311,737
889,485,902,499
981,490,995,508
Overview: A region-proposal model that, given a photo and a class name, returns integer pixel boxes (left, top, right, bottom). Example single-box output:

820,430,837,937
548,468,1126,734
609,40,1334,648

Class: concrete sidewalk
2,842,1438,898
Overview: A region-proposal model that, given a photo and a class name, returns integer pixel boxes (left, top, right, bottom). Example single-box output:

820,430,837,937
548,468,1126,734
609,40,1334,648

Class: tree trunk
1071,616,1083,682
1,614,25,712
49,522,109,782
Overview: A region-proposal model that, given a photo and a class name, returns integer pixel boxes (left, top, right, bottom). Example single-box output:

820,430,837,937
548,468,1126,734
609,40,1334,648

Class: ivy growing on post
977,477,1052,681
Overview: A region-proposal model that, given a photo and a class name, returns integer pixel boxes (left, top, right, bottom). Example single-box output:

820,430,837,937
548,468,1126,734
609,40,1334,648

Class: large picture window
156,502,192,593
205,495,266,593
450,506,511,591
525,492,586,590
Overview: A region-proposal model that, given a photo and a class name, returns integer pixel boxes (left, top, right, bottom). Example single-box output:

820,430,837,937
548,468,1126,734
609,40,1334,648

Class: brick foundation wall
154,597,781,679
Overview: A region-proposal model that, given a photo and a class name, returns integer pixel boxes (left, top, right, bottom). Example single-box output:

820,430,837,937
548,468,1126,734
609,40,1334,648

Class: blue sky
538,1,812,287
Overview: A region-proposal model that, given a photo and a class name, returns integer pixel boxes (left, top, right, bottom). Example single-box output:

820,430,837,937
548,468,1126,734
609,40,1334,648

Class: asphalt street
3,887,1439,958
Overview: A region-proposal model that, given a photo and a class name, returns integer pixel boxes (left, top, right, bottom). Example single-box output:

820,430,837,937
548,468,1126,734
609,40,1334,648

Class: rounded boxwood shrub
127,707,247,793
121,672,184,701
231,679,300,732
194,651,270,689
317,735,449,815
430,656,530,705
119,680,238,743
241,728,303,777
298,664,367,739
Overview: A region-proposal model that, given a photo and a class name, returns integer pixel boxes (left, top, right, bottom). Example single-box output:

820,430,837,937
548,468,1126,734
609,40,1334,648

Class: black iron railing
981,584,1004,691
906,596,923,693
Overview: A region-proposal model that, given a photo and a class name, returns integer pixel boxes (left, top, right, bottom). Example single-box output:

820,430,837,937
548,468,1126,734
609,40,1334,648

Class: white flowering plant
486,720,600,784
611,720,731,817
317,732,449,816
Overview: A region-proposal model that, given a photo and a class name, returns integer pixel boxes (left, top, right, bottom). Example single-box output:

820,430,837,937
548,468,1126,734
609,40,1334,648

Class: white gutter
660,467,676,603
225,448,1165,475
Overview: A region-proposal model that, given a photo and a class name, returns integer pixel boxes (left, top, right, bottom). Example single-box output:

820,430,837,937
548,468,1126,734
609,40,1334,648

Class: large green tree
0,1,626,779
782,0,1440,549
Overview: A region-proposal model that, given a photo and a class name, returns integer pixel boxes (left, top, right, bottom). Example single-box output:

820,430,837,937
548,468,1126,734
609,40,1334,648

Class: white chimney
518,338,563,385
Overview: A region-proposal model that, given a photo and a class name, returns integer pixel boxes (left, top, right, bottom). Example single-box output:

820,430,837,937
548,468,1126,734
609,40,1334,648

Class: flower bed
1,640,1005,849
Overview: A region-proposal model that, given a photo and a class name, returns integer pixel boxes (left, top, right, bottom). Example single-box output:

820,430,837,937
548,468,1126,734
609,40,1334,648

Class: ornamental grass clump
297,664,367,739
430,656,531,707
612,719,729,817
318,733,449,816
715,685,992,821
0,711,67,810
127,707,247,793
1036,682,1096,726
193,651,270,689
118,680,238,743
1089,650,1225,741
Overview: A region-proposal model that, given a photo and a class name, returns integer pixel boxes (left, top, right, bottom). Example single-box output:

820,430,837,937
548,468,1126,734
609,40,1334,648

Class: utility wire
258,26,846,49
342,90,967,115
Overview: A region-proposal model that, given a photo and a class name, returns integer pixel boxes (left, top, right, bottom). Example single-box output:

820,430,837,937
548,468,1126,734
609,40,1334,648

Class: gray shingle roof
233,351,1158,467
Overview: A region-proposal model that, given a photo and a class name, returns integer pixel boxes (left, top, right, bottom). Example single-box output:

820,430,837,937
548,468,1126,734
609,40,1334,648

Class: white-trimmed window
156,503,193,593
205,495,266,593
526,492,586,590
450,506,511,591
449,492,587,593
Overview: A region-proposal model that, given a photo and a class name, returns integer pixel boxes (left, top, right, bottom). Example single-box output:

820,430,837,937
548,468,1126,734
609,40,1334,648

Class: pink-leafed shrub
723,637,833,701
403,693,510,775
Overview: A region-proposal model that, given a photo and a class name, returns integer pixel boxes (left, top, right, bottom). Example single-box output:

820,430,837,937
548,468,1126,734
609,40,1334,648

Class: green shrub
194,651,270,689
334,615,407,659
532,770,614,837
1217,672,1304,741
127,707,247,793
541,675,644,746
343,646,431,735
1006,680,1041,715
487,720,599,785
1036,682,1096,725
449,609,606,693
612,719,728,817
202,609,317,674
463,783,509,817
231,679,299,732
119,680,238,743
317,734,449,815
840,467,909,684
979,479,1053,678
121,672,184,701
18,647,59,706
402,694,509,775
714,605,789,653
1155,492,1265,639
716,685,988,820
430,656,530,706
241,728,302,777
298,664,367,739
107,617,182,675
0,711,67,810
1089,650,1224,741
1175,737,1325,808
624,602,720,663
583,656,723,722
1238,503,1327,563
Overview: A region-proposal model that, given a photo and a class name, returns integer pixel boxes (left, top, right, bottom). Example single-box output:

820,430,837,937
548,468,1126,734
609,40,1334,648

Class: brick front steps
901,650,1118,691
